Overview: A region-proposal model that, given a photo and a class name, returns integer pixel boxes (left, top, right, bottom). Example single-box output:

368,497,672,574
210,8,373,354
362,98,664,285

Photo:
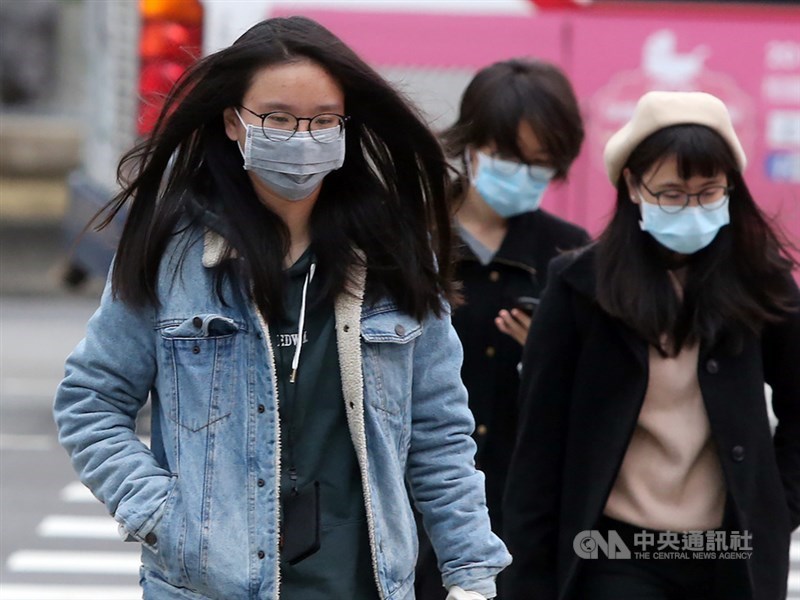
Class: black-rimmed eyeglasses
238,106,349,143
639,181,733,214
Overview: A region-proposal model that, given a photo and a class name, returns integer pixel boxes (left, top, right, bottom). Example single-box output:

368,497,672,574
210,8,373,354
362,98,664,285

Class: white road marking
0,584,141,600
6,551,140,574
36,515,119,539
59,481,96,503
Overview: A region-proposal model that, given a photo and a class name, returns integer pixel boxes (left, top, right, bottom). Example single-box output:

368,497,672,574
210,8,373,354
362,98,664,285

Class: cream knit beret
603,91,747,184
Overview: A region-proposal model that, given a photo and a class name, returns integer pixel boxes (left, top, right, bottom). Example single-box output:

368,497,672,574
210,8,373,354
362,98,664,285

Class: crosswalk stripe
791,541,799,561
0,584,141,600
59,481,95,503
0,434,52,451
6,551,139,574
789,570,799,592
36,515,119,539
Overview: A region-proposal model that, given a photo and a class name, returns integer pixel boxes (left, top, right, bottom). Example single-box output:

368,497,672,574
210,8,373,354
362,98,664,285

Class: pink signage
567,8,800,252
269,3,800,260
267,9,564,69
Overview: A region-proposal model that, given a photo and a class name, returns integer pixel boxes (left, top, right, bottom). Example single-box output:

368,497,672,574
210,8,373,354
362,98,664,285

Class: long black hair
441,58,584,191
596,124,798,355
97,16,455,321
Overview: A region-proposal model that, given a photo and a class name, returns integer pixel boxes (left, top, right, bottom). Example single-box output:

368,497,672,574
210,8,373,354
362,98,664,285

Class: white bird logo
642,29,709,86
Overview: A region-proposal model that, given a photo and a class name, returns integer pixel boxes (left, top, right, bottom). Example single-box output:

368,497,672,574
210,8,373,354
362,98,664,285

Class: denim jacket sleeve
53,271,175,543
405,303,512,598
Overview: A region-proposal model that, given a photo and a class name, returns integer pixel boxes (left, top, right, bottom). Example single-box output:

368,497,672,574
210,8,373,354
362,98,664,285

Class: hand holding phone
512,296,539,317
495,295,538,346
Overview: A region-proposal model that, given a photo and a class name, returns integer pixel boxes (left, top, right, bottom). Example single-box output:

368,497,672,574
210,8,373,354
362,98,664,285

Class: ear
223,107,242,142
622,168,639,204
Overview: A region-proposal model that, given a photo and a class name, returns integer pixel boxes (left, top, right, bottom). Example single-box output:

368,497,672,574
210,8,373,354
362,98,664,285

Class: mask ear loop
234,108,250,159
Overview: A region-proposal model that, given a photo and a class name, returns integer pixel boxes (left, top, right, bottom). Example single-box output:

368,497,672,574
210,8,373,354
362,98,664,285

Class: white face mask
235,109,345,201
638,194,730,254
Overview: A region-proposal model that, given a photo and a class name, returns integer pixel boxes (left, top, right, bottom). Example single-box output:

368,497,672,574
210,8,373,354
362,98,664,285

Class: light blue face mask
471,151,555,218
639,194,730,254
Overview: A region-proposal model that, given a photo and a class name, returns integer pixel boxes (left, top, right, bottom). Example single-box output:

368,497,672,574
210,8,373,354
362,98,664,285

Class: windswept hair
596,124,798,354
95,16,456,321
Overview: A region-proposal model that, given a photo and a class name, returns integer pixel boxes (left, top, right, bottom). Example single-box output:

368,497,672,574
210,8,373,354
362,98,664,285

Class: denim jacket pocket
360,309,422,416
140,477,191,586
159,314,243,432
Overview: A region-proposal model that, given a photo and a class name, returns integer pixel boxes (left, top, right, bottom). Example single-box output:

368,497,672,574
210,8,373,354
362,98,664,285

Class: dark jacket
502,245,800,600
453,209,589,532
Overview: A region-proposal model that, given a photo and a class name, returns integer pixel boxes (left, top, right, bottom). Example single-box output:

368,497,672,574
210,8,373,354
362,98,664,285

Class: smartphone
512,296,539,317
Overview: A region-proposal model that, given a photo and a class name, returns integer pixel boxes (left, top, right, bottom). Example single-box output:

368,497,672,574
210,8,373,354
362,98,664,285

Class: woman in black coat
503,91,800,600
414,59,589,600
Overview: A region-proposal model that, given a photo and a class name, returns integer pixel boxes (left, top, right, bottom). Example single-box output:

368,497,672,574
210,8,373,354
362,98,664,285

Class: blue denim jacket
53,228,511,600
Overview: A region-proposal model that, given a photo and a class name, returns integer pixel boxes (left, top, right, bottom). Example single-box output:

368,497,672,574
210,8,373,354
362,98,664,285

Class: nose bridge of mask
271,134,345,174
244,129,344,175
640,196,730,234
234,108,323,167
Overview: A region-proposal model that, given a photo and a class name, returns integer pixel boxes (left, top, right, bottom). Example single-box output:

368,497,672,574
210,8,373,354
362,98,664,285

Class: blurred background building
0,0,85,295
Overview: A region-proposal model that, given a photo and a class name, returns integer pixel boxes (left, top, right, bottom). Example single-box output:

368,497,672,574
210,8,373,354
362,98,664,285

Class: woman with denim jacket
503,91,800,600
53,17,510,600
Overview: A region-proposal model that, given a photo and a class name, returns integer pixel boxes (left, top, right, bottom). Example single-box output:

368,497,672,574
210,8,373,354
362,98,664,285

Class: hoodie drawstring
289,261,316,383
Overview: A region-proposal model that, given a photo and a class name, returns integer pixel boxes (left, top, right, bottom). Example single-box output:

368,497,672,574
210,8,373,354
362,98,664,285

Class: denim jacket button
144,532,158,545
257,404,266,414
257,479,265,487
192,316,203,328
192,345,201,354
394,324,406,336
257,550,265,559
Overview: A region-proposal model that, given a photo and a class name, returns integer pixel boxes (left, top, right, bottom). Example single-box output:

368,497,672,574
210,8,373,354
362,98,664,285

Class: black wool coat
502,246,800,600
453,209,589,533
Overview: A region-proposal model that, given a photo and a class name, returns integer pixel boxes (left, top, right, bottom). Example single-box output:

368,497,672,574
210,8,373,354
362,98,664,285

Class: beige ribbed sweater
603,342,726,531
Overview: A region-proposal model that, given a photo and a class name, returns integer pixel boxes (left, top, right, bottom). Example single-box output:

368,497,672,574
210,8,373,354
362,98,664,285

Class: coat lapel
332,254,383,589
